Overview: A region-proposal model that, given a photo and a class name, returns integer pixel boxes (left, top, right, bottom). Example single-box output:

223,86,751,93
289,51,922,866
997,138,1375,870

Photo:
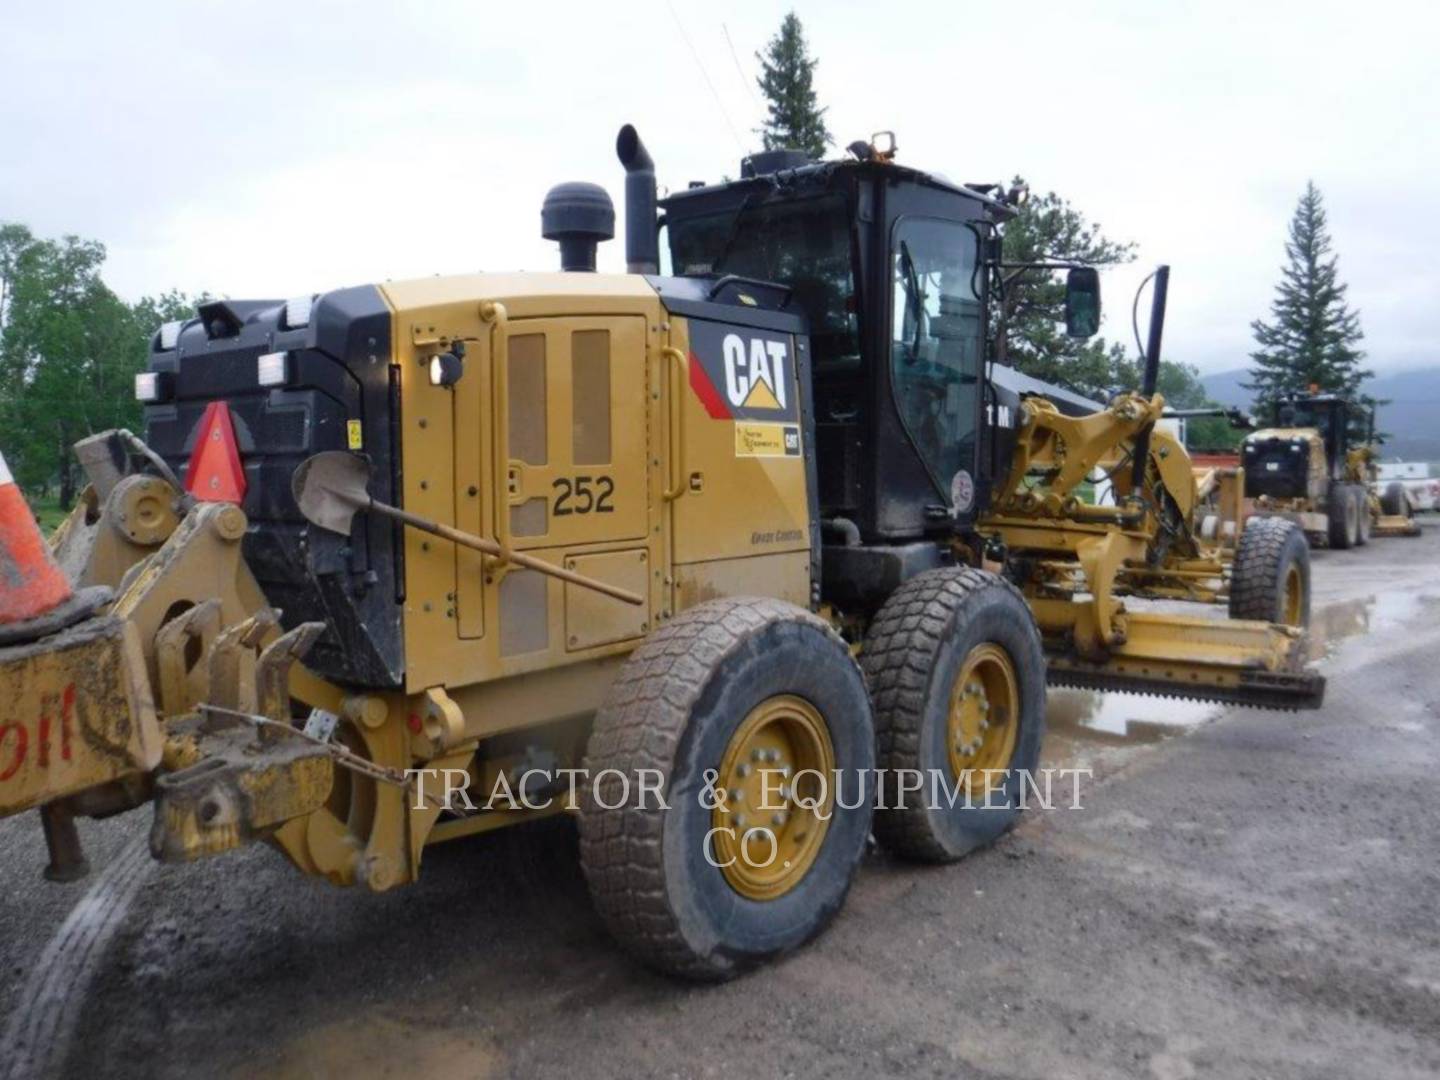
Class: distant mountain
1200,366,1440,463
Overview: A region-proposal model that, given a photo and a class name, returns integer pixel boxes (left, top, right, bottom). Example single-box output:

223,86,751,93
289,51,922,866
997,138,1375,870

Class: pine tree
1245,182,1369,417
755,12,831,158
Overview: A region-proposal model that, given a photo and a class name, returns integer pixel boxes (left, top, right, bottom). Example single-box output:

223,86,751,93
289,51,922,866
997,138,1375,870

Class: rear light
283,295,315,329
134,371,173,403
157,321,183,350
257,351,290,387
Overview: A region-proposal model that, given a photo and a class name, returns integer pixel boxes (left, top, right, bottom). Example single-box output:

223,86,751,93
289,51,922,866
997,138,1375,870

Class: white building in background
1375,461,1428,481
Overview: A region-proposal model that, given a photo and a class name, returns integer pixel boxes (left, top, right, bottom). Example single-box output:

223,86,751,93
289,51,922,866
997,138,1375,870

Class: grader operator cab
0,126,1323,980
1244,393,1420,544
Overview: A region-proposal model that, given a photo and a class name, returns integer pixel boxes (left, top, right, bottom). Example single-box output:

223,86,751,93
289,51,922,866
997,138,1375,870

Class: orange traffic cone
0,450,75,626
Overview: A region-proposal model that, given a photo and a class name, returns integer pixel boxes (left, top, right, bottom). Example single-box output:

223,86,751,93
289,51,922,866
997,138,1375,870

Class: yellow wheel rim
946,643,1020,797
1282,565,1304,626
711,695,835,901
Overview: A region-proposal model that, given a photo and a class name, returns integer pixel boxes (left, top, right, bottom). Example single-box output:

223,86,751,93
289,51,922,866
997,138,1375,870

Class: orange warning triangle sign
742,378,781,411
185,401,247,503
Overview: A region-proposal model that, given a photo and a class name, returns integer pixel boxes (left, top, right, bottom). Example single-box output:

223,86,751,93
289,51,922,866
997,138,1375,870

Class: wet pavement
2,523,1438,1078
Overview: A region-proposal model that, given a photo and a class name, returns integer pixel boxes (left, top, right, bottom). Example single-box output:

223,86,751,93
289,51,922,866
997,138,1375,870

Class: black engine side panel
143,286,404,688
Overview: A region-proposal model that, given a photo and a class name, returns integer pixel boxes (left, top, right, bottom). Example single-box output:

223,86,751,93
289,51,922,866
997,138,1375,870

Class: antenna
665,1,746,153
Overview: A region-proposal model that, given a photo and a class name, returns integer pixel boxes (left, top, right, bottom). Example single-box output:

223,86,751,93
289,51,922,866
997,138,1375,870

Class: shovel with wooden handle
291,452,644,607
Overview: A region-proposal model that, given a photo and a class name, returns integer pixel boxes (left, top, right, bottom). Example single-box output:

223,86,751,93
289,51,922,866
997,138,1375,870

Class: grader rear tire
578,597,874,981
862,568,1046,863
1230,516,1311,627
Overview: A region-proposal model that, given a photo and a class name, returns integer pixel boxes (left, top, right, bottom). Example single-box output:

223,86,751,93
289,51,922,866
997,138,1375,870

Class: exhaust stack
616,124,658,274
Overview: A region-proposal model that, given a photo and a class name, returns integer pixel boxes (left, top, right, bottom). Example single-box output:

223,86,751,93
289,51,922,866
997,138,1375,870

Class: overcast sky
3,0,1436,375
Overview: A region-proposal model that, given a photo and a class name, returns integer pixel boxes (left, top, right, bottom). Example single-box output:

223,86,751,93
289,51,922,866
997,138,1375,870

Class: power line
722,22,762,110
665,1,746,154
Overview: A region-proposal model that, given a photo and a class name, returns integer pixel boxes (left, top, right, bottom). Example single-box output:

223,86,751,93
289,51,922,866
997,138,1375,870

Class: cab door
885,215,984,531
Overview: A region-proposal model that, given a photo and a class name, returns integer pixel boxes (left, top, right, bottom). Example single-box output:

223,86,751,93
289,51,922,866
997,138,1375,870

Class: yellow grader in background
0,126,1322,980
1242,392,1420,546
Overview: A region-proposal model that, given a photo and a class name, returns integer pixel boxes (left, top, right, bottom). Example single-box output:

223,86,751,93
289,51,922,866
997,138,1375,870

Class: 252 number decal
553,475,615,516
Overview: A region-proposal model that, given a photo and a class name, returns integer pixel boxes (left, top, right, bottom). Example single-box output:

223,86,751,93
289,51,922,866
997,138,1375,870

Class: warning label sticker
735,423,802,458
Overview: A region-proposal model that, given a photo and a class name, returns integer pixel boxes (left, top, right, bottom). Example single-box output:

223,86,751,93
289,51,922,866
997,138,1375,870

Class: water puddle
1042,688,1219,771
1306,589,1440,660
1046,688,1217,745
256,1014,500,1079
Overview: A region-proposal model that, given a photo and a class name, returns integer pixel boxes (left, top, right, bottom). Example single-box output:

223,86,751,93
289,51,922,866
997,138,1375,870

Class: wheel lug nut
772,813,786,827
737,763,752,778
730,789,744,803
734,813,747,828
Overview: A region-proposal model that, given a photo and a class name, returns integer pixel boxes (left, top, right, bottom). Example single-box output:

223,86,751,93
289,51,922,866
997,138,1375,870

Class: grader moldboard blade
1373,515,1422,538
1043,610,1327,711
1046,662,1326,711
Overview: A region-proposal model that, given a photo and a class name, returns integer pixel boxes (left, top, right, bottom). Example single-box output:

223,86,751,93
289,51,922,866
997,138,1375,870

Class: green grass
26,495,70,533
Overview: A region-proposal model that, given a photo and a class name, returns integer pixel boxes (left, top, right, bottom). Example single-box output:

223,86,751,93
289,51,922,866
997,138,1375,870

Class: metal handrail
661,347,688,501
481,301,512,558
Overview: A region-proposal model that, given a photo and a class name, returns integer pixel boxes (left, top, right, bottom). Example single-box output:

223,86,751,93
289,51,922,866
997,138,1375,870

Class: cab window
890,218,982,499
667,194,859,370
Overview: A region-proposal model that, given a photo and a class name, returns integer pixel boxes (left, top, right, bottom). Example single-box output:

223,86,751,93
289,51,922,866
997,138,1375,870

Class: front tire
1230,516,1311,626
862,568,1046,863
1380,481,1410,519
1355,487,1372,545
579,597,875,980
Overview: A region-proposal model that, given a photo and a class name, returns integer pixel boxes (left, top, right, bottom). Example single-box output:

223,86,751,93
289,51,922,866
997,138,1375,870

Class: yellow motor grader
1242,392,1420,545
0,126,1321,980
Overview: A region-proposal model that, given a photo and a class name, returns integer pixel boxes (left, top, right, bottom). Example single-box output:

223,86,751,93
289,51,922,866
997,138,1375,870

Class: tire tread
578,597,852,979
1231,516,1307,622
861,567,1034,863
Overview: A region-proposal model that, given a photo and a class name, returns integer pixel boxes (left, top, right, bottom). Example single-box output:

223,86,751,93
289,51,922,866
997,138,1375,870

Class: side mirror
1064,268,1101,338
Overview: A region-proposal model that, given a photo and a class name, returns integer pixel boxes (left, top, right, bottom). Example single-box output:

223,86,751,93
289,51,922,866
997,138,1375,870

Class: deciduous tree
0,223,200,506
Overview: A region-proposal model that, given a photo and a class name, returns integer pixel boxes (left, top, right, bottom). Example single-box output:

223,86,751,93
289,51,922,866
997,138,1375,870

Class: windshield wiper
899,241,926,363
710,192,761,275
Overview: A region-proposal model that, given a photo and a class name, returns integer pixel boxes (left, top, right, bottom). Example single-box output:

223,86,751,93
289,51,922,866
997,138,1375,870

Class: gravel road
2,524,1437,1079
